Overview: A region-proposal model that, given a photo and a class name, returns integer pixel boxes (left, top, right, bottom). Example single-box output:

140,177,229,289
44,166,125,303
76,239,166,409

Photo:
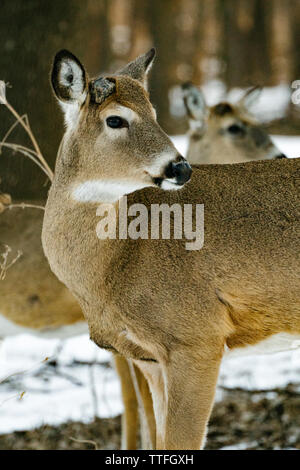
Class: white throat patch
161,178,183,191
72,180,149,203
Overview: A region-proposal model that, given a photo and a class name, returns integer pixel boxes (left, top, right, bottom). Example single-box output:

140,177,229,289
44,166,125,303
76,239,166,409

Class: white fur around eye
103,105,138,139
104,105,137,125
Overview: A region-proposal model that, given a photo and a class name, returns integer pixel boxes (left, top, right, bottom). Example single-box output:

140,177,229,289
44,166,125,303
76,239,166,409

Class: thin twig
0,142,51,178
0,245,22,280
7,203,45,211
69,437,98,450
1,141,41,158
0,95,53,181
89,353,99,419
0,114,28,151
0,81,53,181
0,356,50,385
0,391,26,408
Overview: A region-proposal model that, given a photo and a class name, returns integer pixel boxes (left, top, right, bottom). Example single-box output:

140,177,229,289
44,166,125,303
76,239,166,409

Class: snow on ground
1,333,300,435
0,334,122,434
0,134,299,435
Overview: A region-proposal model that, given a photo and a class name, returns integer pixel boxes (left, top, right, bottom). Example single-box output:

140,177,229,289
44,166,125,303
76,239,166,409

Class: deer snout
164,159,192,185
275,153,288,159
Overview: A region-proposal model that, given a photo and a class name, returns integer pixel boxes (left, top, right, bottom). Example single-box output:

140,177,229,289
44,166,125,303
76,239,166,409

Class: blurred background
0,0,300,451
0,0,299,198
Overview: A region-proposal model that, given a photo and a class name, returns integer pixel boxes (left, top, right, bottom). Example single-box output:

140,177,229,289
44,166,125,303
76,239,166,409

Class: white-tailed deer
0,83,287,449
182,82,287,164
42,48,299,449
0,200,86,338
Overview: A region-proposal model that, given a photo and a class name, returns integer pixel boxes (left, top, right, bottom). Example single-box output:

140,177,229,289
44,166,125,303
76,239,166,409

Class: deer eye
106,116,129,129
227,124,244,135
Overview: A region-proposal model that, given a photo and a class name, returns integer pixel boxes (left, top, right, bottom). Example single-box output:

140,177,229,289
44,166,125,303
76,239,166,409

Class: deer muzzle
164,159,192,185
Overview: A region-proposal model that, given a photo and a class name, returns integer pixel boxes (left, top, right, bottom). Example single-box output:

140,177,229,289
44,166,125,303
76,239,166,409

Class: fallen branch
69,437,98,450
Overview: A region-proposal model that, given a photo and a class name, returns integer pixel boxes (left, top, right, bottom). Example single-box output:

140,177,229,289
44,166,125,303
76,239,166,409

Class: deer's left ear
118,48,156,89
181,82,207,123
51,49,88,105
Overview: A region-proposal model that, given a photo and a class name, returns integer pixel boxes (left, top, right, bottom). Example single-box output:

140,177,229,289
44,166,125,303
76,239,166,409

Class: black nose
275,153,288,159
165,159,192,185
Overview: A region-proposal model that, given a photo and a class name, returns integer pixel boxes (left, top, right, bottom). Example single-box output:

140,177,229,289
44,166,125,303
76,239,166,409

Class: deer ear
182,83,207,123
51,49,88,105
238,85,262,110
118,48,156,89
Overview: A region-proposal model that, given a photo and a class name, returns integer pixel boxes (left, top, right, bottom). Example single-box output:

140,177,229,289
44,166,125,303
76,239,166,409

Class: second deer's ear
182,83,207,123
51,49,88,105
118,48,156,89
238,85,262,111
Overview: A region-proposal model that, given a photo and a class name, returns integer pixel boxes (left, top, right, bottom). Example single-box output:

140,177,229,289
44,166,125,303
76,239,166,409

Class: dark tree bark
1,0,299,200
0,0,109,199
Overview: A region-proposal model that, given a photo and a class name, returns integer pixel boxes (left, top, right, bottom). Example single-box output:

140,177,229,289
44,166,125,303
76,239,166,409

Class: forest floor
1,383,300,450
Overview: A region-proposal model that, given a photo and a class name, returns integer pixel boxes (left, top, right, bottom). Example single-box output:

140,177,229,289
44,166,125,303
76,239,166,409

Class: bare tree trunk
223,0,272,87
1,0,299,199
270,0,293,84
198,0,223,83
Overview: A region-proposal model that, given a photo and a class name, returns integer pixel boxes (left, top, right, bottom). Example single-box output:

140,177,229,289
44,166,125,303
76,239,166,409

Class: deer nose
165,159,192,185
275,153,288,159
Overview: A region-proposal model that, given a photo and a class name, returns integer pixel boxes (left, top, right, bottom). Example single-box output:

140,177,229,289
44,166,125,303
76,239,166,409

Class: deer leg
114,355,138,449
146,346,223,450
164,347,223,449
136,362,167,449
134,365,156,449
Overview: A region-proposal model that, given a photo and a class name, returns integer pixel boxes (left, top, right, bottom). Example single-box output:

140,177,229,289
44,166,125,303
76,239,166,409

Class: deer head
182,83,286,165
51,49,192,203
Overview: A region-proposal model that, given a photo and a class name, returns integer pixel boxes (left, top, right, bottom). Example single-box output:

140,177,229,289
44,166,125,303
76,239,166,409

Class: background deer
42,48,299,449
0,198,150,448
0,202,86,338
182,82,287,165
